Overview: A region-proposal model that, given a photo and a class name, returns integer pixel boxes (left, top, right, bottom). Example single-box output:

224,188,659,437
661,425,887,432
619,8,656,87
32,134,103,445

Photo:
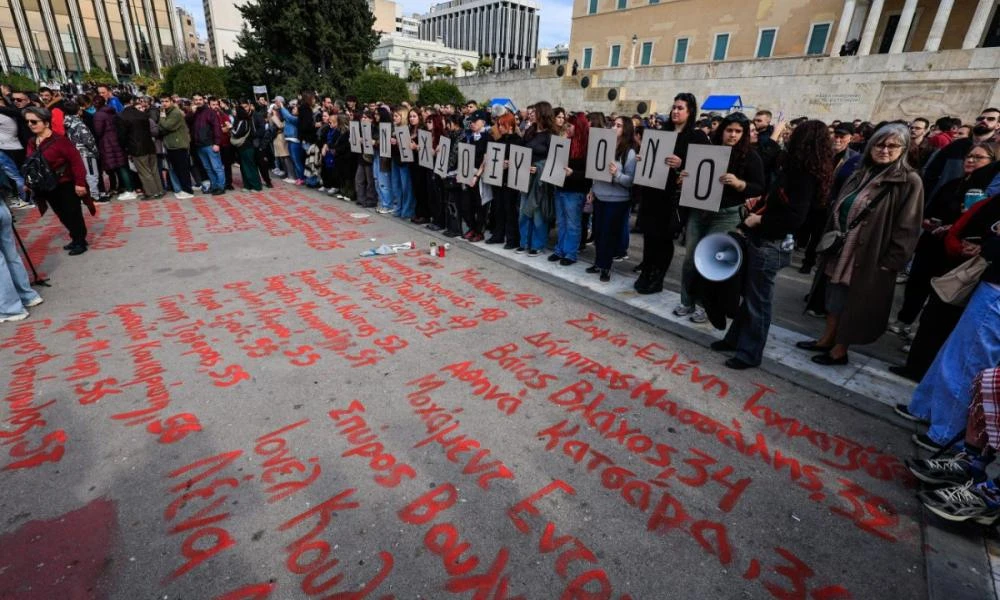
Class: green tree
461,60,474,77
417,80,464,107
131,73,162,96
407,63,423,83
425,65,438,79
0,72,39,92
227,0,378,98
476,56,493,75
82,66,117,86
439,65,455,78
349,67,410,104
172,63,227,98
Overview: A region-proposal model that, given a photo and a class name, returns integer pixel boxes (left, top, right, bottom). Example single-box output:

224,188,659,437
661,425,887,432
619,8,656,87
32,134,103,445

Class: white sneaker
673,304,695,317
7,198,29,209
23,296,43,308
117,191,138,201
175,191,194,199
282,178,296,184
0,311,28,323
690,307,708,324
888,321,912,337
326,188,338,195
317,187,327,193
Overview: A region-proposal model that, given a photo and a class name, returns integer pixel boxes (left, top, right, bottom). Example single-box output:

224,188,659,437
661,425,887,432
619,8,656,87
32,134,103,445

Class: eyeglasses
25,119,41,125
874,143,904,151
966,154,992,162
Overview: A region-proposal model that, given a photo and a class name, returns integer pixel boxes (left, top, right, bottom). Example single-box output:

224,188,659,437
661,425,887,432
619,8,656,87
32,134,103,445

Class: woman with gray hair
797,123,924,365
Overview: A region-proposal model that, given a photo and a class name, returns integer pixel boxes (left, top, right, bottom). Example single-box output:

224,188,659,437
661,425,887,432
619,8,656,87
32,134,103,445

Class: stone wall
420,48,1000,121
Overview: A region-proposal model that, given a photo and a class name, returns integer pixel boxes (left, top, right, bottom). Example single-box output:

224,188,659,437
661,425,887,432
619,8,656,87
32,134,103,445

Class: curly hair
784,120,835,201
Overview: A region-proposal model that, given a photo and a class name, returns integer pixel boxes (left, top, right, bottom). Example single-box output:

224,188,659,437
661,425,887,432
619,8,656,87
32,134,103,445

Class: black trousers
44,182,87,245
800,205,828,269
639,187,679,274
445,183,463,235
491,186,520,245
255,148,272,186
905,295,964,378
166,148,193,194
410,163,429,219
427,175,445,228
460,184,484,234
222,145,236,189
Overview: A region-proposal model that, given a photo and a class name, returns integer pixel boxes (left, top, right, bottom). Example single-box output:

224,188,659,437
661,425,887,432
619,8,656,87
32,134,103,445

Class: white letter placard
456,142,477,186
507,145,532,193
679,144,732,213
394,126,414,162
349,121,362,153
634,130,678,190
378,123,393,158
482,142,506,186
417,130,434,168
361,122,374,154
585,127,617,183
433,136,452,178
540,136,570,188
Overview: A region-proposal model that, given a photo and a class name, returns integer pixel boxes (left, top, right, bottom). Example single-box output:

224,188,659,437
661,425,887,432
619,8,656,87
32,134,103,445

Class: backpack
22,139,63,194
64,117,98,158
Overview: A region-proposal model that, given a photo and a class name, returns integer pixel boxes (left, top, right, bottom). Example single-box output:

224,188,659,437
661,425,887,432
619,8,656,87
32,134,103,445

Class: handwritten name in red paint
90,202,130,249
252,419,323,503
165,200,208,252
53,310,100,341
327,400,417,488
156,295,191,324
431,362,524,415
450,268,543,309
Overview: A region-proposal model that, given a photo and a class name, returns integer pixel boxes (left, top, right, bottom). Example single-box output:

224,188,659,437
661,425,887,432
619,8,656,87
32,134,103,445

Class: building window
757,28,776,58
617,0,626,8
649,0,659,3
588,0,597,14
609,44,621,67
713,33,730,61
806,22,831,55
640,41,653,65
583,47,593,69
674,37,688,63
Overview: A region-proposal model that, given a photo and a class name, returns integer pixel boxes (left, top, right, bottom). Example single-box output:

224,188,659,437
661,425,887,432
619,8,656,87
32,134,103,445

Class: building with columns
418,0,541,72
569,0,998,70
0,0,183,82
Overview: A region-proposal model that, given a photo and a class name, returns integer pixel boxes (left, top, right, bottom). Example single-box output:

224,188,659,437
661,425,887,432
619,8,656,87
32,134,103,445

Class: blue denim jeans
680,206,743,307
723,236,790,366
554,190,585,260
373,159,391,209
197,146,225,192
909,282,1000,445
287,141,305,180
0,150,25,200
518,204,547,251
0,202,39,316
391,161,414,217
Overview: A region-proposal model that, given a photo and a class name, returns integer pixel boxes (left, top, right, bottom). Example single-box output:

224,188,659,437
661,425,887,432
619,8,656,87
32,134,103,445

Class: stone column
858,0,885,55
889,0,918,53
830,0,858,56
963,0,995,49
924,0,954,51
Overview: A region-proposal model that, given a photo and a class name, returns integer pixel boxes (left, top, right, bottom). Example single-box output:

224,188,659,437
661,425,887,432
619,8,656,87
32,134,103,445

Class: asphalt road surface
1,184,927,599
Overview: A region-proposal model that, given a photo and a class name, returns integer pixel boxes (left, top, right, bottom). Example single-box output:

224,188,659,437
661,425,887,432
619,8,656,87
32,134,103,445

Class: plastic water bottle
781,234,795,252
964,189,987,212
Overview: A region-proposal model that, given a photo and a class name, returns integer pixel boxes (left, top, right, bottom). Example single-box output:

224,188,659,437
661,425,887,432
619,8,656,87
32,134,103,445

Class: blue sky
173,0,573,48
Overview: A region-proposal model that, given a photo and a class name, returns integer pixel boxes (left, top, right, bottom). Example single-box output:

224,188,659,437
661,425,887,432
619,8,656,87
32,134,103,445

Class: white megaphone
694,233,743,282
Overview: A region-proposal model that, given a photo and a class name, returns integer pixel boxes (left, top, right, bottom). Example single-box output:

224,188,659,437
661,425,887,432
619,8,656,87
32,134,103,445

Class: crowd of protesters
1,81,1000,526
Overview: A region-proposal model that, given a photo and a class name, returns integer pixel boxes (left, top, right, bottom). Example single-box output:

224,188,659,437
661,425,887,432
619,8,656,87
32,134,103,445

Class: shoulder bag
816,186,891,257
931,255,989,306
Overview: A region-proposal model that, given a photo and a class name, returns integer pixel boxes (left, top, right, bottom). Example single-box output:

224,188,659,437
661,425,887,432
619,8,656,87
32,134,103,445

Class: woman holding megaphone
711,121,834,369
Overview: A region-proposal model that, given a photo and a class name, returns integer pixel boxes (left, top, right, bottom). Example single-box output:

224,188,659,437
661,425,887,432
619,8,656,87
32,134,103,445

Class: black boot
634,268,664,295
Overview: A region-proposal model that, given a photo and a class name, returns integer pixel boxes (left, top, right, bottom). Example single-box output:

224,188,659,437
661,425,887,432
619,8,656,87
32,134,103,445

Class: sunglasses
25,119,42,124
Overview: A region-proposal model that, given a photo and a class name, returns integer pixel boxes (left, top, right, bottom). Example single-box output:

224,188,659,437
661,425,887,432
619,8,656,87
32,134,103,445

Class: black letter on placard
694,159,715,201
595,139,608,171
642,138,660,179
460,149,472,179
513,150,526,178
488,146,502,178
380,128,389,147
547,143,566,178
420,142,431,164
437,147,448,172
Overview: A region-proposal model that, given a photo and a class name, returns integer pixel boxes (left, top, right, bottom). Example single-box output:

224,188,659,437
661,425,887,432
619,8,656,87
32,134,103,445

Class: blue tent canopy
488,97,518,113
701,95,743,112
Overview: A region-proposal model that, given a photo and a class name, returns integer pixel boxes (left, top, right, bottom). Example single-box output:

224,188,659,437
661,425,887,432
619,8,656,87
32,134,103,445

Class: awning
488,98,518,113
701,95,743,112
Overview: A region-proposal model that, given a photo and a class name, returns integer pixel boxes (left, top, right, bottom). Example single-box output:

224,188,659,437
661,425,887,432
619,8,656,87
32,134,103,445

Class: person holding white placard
710,121,833,370
586,116,637,283
635,93,710,295
373,107,394,214
459,109,491,242
423,114,447,231
407,109,431,224
389,107,416,219
518,102,558,256
549,112,591,266
676,113,765,323
352,111,377,208
485,112,522,248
